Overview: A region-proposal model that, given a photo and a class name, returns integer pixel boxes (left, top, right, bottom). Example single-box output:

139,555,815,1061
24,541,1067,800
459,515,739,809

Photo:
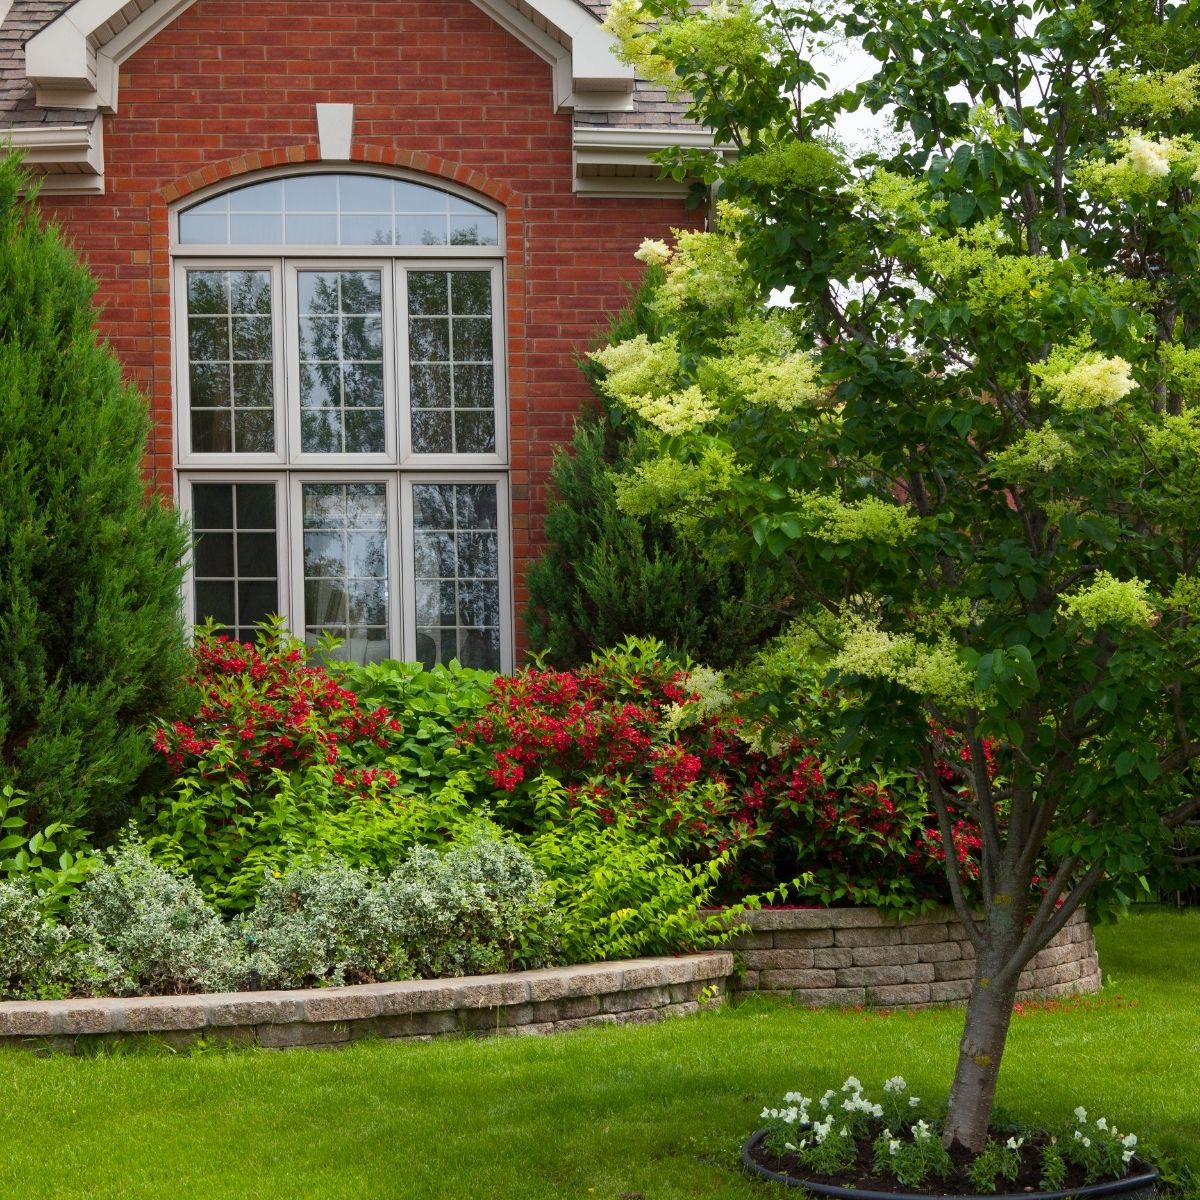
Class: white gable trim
15,0,707,192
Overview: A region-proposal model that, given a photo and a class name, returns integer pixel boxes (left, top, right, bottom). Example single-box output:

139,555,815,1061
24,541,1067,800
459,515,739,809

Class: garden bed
725,908,1099,1006
0,952,733,1055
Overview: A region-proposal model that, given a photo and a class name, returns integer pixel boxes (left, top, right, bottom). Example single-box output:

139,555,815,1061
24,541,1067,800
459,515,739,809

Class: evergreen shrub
0,154,188,833
525,271,784,668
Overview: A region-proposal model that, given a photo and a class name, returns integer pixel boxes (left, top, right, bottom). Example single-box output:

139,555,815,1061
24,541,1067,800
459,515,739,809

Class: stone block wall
725,908,1100,1007
0,953,732,1056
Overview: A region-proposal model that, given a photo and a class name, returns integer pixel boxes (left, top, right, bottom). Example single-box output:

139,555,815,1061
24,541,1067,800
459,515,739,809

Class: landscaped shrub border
725,908,1100,1007
0,953,733,1055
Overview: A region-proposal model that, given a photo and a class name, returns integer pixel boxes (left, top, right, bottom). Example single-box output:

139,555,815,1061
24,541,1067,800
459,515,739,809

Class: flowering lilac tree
602,0,1200,1152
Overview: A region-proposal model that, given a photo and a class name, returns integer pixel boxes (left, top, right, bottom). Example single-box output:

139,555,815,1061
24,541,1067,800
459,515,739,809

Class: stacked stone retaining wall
726,908,1100,1007
0,953,732,1056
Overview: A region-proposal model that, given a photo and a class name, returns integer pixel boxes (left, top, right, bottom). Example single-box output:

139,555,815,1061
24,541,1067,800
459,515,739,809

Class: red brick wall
38,0,697,654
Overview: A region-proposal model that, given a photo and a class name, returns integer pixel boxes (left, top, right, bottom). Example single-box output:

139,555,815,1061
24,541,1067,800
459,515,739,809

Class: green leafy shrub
381,831,559,977
0,153,189,834
337,656,497,794
244,859,408,989
67,841,240,996
0,784,96,914
524,784,735,963
139,767,478,913
0,880,73,999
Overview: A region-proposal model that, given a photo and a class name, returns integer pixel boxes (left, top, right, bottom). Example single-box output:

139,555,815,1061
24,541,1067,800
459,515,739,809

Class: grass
0,908,1196,1200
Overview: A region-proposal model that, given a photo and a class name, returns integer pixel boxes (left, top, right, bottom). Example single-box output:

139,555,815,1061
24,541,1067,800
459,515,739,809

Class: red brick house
0,0,707,671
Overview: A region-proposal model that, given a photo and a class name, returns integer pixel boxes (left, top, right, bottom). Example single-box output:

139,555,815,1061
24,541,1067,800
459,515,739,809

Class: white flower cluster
838,1076,885,1119
1127,135,1172,177
760,1104,808,1126
634,237,673,267
1073,1108,1139,1165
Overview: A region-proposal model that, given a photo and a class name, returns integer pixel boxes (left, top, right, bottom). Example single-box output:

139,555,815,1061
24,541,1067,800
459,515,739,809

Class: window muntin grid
411,482,501,671
296,269,387,454
408,271,497,455
185,270,275,454
190,482,280,644
301,481,391,662
177,173,499,248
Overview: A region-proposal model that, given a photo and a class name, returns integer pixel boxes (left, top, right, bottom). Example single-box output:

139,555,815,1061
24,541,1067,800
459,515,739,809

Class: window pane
302,483,389,658
191,483,279,636
408,272,495,454
185,269,275,455
297,270,385,454
179,174,496,248
411,482,500,670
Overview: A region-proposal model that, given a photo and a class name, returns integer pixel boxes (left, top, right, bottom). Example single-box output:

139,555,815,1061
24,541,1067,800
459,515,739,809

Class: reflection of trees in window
187,269,274,453
298,271,384,454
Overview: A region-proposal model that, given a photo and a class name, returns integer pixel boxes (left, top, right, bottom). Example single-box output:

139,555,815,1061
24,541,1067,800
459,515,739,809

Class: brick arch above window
159,145,524,213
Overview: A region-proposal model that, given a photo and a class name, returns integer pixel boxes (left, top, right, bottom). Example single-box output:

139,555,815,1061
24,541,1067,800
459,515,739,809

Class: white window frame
170,169,513,671
173,259,286,466
177,473,293,632
285,259,398,466
401,472,513,672
287,472,402,664
398,261,508,469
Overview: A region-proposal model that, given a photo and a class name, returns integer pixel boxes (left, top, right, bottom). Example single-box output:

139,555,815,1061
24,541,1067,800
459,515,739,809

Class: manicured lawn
0,909,1196,1200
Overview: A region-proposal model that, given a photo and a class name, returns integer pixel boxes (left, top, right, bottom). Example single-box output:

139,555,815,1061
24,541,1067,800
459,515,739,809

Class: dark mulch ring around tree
742,1129,1160,1199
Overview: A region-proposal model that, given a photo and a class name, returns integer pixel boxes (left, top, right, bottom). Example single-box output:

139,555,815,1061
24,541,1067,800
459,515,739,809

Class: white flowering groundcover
744,1077,1159,1198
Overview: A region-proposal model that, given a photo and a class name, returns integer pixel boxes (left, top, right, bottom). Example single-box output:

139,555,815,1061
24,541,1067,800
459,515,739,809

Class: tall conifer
0,155,188,832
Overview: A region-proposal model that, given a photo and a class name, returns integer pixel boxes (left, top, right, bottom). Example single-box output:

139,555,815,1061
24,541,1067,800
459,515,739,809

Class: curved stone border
0,953,733,1055
725,907,1100,1007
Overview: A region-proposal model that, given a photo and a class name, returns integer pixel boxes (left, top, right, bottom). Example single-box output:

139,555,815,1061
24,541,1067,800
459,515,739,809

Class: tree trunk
942,948,1021,1154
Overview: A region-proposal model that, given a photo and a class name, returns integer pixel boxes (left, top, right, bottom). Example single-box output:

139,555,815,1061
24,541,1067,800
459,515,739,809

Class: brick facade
34,0,697,653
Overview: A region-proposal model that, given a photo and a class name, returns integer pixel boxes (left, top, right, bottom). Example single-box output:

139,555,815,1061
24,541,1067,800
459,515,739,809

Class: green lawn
0,909,1196,1200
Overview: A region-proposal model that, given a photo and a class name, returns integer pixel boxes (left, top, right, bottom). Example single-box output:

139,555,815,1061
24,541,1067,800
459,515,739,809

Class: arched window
172,171,510,670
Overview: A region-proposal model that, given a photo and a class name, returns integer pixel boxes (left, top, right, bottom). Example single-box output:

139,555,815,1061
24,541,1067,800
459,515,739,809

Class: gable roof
0,0,706,194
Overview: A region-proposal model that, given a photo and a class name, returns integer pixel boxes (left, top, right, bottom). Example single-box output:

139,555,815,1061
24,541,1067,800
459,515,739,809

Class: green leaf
949,193,976,225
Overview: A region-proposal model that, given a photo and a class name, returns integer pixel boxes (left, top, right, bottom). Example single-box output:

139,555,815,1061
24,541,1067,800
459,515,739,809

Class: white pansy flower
1075,1107,1089,1122
1006,1136,1025,1151
1128,135,1172,177
888,1137,902,1156
1096,1117,1108,1131
1123,1150,1135,1164
633,237,672,267
1123,1134,1138,1149
842,1076,862,1092
909,1096,921,1107
884,1076,907,1093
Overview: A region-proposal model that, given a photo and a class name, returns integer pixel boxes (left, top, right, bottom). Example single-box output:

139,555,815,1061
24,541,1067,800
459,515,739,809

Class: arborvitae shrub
526,271,784,667
0,154,189,833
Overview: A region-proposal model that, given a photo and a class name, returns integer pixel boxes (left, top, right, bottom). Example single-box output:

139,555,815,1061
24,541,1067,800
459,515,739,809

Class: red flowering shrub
152,624,406,799
459,640,992,910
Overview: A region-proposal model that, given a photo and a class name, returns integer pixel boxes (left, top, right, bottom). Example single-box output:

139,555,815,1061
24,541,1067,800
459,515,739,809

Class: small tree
603,0,1200,1152
0,154,188,833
